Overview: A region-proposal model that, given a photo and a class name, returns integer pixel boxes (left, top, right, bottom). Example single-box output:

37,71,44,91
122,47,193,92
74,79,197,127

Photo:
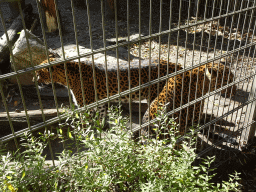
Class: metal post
240,73,256,148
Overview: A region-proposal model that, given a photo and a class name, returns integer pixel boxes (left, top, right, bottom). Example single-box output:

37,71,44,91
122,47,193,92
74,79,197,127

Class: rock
9,29,54,85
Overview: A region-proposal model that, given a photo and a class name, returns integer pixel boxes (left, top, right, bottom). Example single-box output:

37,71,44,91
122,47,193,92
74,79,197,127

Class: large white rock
9,29,51,85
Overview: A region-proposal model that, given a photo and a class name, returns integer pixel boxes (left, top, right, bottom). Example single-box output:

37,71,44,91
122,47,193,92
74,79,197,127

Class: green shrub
0,106,241,191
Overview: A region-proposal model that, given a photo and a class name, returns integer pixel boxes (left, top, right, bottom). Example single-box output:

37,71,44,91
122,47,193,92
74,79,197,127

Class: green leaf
68,131,73,139
67,128,73,139
21,170,26,179
4,180,16,192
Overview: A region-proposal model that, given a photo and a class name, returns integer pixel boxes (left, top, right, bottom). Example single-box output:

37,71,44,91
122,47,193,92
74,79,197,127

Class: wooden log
0,4,33,74
40,0,59,33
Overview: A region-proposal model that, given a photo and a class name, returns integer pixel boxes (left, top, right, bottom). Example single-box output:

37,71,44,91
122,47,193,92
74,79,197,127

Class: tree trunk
0,4,33,74
40,0,59,33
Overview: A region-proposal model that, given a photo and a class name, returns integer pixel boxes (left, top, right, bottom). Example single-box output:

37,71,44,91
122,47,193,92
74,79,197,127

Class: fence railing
0,0,256,166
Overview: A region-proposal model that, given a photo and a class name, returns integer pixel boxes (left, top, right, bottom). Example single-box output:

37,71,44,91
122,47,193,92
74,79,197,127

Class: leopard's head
206,62,236,97
33,68,51,84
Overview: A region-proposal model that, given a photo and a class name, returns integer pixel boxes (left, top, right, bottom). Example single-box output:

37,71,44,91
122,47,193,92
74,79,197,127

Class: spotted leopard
34,58,183,106
141,62,236,137
34,58,235,138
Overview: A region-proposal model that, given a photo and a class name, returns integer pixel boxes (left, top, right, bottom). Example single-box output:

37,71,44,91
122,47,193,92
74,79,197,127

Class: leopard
141,62,236,143
34,58,183,106
34,58,236,143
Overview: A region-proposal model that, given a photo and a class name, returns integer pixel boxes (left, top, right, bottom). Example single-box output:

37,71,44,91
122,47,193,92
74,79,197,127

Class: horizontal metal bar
188,97,256,140
132,72,256,133
172,97,256,152
197,120,256,158
0,0,21,3
1,70,254,143
0,4,255,81
1,2,256,144
1,36,255,82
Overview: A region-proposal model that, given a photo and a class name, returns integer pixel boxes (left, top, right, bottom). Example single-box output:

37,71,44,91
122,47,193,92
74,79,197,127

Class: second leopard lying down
34,58,236,136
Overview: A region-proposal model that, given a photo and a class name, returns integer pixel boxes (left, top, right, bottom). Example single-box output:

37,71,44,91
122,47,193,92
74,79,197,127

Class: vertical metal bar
100,0,111,136
100,0,110,111
86,0,98,140
166,0,173,121
17,1,57,165
85,0,99,109
0,4,33,145
202,0,217,127
37,0,66,156
204,0,225,148
237,0,256,148
0,82,18,148
193,0,209,129
52,0,76,158
138,0,142,129
239,25,256,146
53,0,74,110
194,0,198,16
191,0,212,153
221,0,255,151
222,0,247,152
177,0,187,133
0,4,19,149
215,0,237,148
69,0,86,151
70,0,86,107
192,0,209,130
157,0,163,138
228,0,249,137
183,0,193,134
158,0,163,94
241,75,256,147
229,2,246,137
231,0,245,50
241,2,256,135
146,0,153,139
17,3,46,121
190,0,200,128
16,4,47,129
114,0,121,108
175,0,183,134
35,0,61,120
126,0,133,132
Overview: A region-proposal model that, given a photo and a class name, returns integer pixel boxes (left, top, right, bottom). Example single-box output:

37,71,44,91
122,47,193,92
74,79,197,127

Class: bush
0,106,241,191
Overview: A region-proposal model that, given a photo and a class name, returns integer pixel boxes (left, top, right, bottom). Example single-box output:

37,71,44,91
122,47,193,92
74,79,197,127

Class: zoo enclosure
0,0,256,166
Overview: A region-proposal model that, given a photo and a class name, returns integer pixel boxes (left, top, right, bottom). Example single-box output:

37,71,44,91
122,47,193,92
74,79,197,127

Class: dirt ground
1,0,256,190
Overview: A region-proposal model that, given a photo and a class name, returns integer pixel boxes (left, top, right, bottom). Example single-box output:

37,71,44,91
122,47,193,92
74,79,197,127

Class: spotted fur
141,62,236,136
34,58,235,137
34,58,183,105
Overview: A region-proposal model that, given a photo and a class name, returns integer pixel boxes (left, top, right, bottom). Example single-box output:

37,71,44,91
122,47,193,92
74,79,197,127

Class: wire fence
0,0,256,166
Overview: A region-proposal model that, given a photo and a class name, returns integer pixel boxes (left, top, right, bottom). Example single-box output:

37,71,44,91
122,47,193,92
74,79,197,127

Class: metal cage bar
0,0,256,165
